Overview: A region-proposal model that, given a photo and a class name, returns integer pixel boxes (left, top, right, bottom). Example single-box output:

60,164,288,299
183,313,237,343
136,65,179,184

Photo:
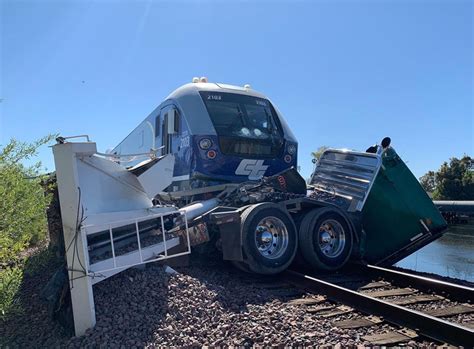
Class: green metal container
361,148,447,265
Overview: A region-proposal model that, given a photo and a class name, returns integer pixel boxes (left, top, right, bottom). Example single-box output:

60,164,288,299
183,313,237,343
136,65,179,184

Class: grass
0,266,23,319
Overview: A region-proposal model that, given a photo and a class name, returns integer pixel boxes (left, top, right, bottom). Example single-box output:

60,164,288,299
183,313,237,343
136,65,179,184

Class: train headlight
284,154,292,163
287,144,296,155
199,138,212,150
241,127,250,136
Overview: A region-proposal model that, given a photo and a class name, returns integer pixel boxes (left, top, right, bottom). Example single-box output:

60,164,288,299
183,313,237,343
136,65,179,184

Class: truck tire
240,203,298,275
299,207,353,271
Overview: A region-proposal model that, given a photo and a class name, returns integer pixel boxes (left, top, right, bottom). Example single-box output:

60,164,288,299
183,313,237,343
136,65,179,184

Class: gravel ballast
1,253,449,347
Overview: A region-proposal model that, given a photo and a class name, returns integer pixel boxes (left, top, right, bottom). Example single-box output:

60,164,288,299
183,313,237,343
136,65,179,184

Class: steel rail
284,270,474,347
363,264,474,303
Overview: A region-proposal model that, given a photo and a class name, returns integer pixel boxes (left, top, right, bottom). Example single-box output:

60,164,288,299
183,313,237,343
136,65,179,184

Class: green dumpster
361,147,447,265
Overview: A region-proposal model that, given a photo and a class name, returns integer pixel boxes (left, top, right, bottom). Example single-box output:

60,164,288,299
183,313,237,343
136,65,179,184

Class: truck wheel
240,203,297,275
299,208,353,271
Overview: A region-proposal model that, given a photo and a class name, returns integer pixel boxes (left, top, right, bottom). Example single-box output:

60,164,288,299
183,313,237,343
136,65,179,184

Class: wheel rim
317,219,346,258
254,216,289,259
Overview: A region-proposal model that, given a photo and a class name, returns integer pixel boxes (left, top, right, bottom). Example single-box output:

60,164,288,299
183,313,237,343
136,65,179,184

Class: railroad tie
426,304,474,317
306,305,336,314
362,328,418,345
288,296,326,306
391,294,444,306
358,281,390,290
304,304,354,318
361,288,417,298
319,305,353,318
332,316,383,329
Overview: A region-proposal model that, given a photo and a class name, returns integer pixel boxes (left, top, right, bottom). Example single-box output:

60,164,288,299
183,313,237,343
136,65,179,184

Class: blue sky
1,0,472,179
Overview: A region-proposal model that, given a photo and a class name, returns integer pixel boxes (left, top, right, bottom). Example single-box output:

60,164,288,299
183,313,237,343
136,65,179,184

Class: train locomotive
112,78,298,197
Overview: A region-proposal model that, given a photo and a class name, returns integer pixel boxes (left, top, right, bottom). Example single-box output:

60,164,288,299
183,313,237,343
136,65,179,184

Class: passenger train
113,78,298,194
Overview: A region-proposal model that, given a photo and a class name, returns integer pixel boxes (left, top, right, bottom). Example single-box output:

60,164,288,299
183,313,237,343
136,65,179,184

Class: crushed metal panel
53,138,192,336
129,154,175,199
310,150,381,212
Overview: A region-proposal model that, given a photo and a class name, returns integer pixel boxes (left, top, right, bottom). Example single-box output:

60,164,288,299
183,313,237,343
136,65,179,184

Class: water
396,223,474,282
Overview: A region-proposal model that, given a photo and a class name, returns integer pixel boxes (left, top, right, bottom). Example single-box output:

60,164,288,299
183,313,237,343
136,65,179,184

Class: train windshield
200,91,284,156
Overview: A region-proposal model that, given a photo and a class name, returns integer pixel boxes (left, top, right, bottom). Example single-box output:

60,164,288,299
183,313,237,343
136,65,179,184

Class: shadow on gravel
1,248,172,348
175,256,307,313
0,247,70,348
69,265,171,348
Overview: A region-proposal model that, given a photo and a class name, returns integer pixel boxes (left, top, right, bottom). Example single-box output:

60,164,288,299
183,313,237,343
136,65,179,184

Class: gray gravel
1,253,443,348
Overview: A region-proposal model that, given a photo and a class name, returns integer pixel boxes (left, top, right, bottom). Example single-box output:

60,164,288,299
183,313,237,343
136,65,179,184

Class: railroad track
280,265,474,347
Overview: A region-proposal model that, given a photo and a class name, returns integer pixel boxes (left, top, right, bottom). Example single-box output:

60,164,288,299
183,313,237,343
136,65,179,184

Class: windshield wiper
264,108,276,133
236,105,245,127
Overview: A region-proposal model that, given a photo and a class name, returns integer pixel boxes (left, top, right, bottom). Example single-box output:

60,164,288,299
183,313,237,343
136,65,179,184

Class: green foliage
311,146,329,161
0,266,23,319
0,135,56,265
0,135,56,318
420,156,474,200
419,170,436,193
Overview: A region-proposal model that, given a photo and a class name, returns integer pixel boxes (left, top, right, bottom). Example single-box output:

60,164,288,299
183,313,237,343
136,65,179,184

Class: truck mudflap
209,209,245,261
360,147,447,265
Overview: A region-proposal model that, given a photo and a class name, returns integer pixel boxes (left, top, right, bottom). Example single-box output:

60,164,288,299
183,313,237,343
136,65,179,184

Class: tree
0,135,56,318
419,170,436,193
311,146,329,162
419,155,474,200
0,135,56,264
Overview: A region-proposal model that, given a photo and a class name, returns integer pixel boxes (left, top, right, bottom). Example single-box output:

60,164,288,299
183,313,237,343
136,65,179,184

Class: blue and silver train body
113,80,298,194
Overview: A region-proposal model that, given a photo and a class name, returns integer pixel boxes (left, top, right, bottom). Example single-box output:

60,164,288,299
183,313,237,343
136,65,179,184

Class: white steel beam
53,142,97,336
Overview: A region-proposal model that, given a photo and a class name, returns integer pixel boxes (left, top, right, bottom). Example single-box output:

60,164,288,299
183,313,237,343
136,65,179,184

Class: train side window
173,109,180,134
167,108,180,135
161,106,181,155
162,112,168,154
155,115,160,137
